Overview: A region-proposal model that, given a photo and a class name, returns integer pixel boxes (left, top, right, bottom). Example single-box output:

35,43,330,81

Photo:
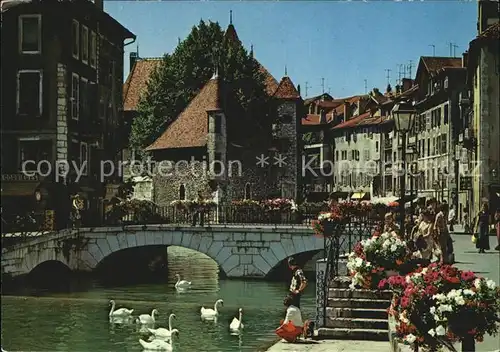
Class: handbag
471,234,477,244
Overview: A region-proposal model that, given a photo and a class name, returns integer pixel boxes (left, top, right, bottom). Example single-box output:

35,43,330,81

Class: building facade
465,1,500,216
413,56,467,216
0,0,134,229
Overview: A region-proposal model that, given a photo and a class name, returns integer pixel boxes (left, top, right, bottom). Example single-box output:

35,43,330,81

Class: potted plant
346,230,409,289
380,263,500,351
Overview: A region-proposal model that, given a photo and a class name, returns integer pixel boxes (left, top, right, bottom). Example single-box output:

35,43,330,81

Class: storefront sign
1,174,39,182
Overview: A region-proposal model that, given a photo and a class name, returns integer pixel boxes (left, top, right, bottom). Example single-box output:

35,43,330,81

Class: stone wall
1,224,321,279
276,101,299,200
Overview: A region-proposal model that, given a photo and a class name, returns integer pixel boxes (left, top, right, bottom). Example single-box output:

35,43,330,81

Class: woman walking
435,203,453,263
494,208,500,251
474,203,491,253
412,210,437,262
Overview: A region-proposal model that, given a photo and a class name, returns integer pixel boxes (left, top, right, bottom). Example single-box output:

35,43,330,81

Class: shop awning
351,192,366,200
372,196,398,205
1,181,39,197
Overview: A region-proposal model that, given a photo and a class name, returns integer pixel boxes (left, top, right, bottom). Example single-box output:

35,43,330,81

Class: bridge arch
2,226,323,279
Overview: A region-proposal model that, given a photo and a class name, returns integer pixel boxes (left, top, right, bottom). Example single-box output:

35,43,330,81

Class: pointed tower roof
224,10,241,44
146,76,222,151
274,76,301,100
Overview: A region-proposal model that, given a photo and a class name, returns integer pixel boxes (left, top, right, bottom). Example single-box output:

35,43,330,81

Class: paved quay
264,339,388,352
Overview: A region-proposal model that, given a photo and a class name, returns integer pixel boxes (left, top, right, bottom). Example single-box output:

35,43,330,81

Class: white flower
406,275,411,283
390,244,398,252
435,325,446,336
382,239,391,248
428,329,436,337
462,289,475,296
433,294,446,302
421,268,428,275
400,315,409,324
349,283,356,290
355,257,363,267
430,306,436,314
366,262,372,267
474,278,482,289
433,314,441,321
486,279,496,290
455,296,465,306
437,304,452,313
405,334,417,344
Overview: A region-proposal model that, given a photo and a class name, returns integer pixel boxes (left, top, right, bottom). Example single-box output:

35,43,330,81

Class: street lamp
392,100,416,236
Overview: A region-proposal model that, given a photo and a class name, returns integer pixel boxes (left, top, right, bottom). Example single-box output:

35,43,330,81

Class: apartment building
413,56,467,215
464,1,500,216
1,0,134,228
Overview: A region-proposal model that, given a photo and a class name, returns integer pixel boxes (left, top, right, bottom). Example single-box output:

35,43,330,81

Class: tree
129,20,269,154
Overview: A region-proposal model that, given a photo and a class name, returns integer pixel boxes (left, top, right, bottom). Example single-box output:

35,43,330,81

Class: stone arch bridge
1,225,322,278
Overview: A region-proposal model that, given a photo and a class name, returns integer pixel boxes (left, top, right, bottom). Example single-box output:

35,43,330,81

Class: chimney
395,85,401,94
343,102,350,120
462,51,468,68
130,52,138,73
402,78,412,92
297,84,301,97
320,108,327,124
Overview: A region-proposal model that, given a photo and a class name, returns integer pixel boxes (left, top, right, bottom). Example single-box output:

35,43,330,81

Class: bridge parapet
1,224,320,279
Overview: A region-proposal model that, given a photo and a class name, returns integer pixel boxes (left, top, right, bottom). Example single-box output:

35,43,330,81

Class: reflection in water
1,246,317,351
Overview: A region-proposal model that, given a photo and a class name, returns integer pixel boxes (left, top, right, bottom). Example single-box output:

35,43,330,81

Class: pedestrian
448,205,456,232
435,203,453,263
474,203,491,253
192,191,206,226
412,210,437,262
463,211,470,233
494,208,500,251
287,257,307,309
275,295,304,343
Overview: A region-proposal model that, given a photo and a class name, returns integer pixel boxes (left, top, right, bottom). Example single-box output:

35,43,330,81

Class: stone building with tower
124,18,304,205
0,0,134,230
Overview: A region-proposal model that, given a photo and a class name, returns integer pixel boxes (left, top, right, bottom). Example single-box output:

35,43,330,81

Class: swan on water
147,314,177,338
109,300,134,317
229,308,244,331
137,309,159,325
139,330,178,351
174,274,191,291
200,299,223,319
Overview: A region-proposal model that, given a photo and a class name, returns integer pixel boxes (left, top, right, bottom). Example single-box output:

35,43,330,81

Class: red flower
461,271,476,281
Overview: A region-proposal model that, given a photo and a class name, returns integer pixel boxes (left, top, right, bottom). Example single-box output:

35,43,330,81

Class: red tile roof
146,76,221,151
332,111,371,130
301,113,335,126
123,58,162,111
274,76,301,99
256,61,279,96
421,57,463,74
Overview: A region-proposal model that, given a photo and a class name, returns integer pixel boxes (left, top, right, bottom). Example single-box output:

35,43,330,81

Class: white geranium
433,294,446,302
455,296,465,306
435,325,446,336
390,244,398,252
430,306,436,314
428,329,436,337
438,304,453,313
404,334,417,344
486,279,496,290
462,289,475,296
474,278,482,289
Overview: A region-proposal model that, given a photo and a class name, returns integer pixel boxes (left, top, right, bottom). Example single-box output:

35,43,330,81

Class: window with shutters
17,70,42,116
72,20,79,59
81,25,89,64
441,134,447,154
71,73,79,120
426,112,431,130
443,104,449,124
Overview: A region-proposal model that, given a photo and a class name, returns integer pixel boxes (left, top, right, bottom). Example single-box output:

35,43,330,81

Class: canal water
1,247,317,352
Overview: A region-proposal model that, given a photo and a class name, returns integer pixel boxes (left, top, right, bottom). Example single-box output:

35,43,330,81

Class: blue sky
106,1,477,98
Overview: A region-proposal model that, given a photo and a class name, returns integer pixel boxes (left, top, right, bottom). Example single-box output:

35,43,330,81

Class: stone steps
327,298,391,309
329,288,393,300
329,276,351,288
327,307,388,319
316,327,389,341
325,317,389,330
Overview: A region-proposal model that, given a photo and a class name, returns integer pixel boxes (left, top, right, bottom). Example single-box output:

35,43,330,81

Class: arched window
179,184,186,200
244,183,251,200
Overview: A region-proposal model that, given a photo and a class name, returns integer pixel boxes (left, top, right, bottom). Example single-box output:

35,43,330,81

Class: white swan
229,308,244,331
109,300,134,317
174,274,191,291
137,309,158,325
139,331,178,351
200,299,223,319
147,314,176,338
